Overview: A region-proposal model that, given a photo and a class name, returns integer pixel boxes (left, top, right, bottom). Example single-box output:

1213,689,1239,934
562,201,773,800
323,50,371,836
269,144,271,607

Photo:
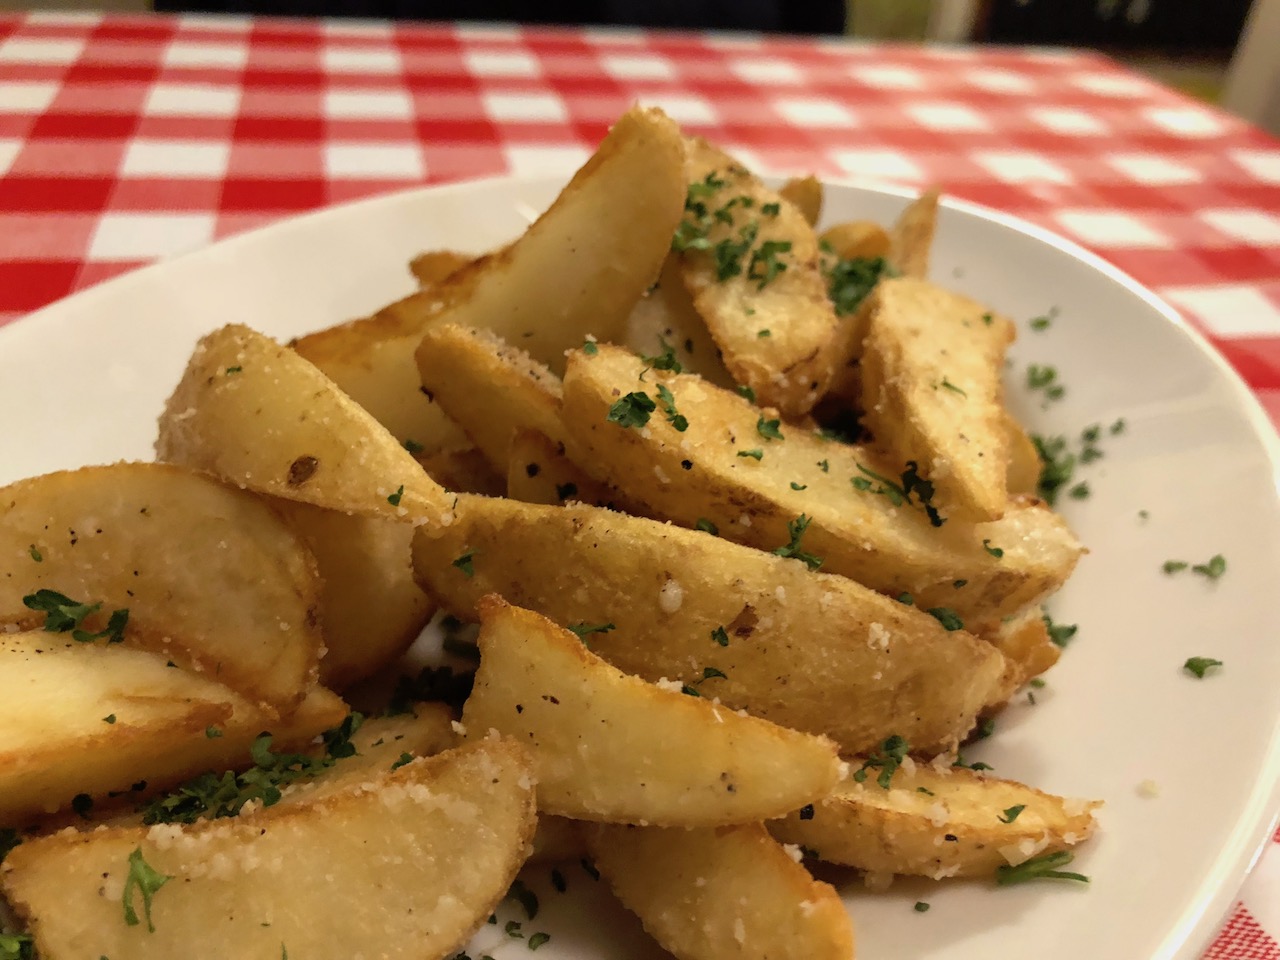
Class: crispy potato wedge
983,606,1060,708
0,632,345,824
778,174,823,227
770,760,1098,879
409,249,474,287
676,138,840,417
560,344,1082,628
623,257,736,391
505,429,642,513
820,220,891,261
0,462,321,714
1005,411,1042,497
415,495,1005,755
588,822,853,960
887,187,939,279
415,324,565,474
1,740,537,960
462,597,843,826
424,105,685,373
158,324,454,525
415,445,506,496
860,278,1017,521
270,500,436,691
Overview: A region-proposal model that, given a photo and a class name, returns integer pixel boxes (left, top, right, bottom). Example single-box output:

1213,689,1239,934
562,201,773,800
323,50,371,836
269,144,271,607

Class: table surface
0,12,1278,959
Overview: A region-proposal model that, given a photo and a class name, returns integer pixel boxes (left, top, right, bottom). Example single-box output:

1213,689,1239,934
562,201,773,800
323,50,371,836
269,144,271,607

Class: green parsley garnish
826,256,895,316
1068,481,1090,500
817,459,829,472
1110,417,1126,434
982,312,993,325
790,482,807,491
1028,307,1058,331
748,239,791,289
772,514,823,570
528,932,551,950
205,726,222,739
640,337,683,378
1043,614,1077,648
22,589,128,644
452,551,476,577
387,485,404,507
0,934,33,960
914,901,930,913
27,545,41,563
507,879,539,920
402,438,424,454
927,607,964,631
1031,433,1075,506
122,847,172,932
606,391,656,429
897,592,914,606
853,734,908,789
582,339,599,356
1163,560,1188,574
711,626,730,647
1192,554,1227,579
104,714,117,724
695,518,719,535
757,328,771,338
551,868,567,892
995,850,1088,886
939,377,967,397
757,416,784,441
567,622,615,645
655,383,688,432
736,384,757,403
998,804,1026,823
391,752,413,770
737,448,764,460
681,666,728,697
852,461,945,527
224,365,242,374
1184,656,1223,679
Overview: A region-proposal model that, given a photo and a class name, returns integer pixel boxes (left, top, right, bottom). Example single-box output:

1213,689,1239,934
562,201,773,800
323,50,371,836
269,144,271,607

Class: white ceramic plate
2,176,1278,960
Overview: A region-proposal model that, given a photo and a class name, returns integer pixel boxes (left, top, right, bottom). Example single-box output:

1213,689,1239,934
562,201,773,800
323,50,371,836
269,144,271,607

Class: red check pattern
0,14,1277,956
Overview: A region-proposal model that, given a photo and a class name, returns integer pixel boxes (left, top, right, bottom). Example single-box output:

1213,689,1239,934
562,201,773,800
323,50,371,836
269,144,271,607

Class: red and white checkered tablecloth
0,12,1277,957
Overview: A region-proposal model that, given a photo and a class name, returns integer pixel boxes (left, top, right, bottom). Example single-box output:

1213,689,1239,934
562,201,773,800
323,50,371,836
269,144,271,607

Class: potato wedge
769,759,1098,879
887,187,939,279
415,445,506,496
1,740,537,960
1005,411,1042,497
505,429,642,513
588,821,853,960
462,597,843,826
409,249,474,287
415,324,565,474
778,174,823,227
270,500,436,691
415,495,1005,755
860,278,1016,521
560,344,1082,628
983,606,1060,708
424,105,685,373
676,138,839,417
0,462,322,714
157,324,454,525
819,220,890,262
623,257,736,390
0,632,345,825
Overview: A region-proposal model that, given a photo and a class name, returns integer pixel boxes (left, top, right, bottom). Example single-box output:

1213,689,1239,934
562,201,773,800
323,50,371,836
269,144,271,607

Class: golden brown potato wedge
623,257,736,391
887,187,939,279
416,324,565,474
0,632,345,825
505,429,643,513
0,462,322,714
860,278,1017,521
982,606,1060,708
461,597,843,826
778,174,823,227
415,445,506,497
269,500,436,691
820,220,891,261
414,494,1005,755
157,324,454,525
409,249,474,287
560,344,1082,628
424,105,685,373
769,759,1098,879
1005,411,1042,497
1,740,537,960
676,138,839,417
588,822,853,960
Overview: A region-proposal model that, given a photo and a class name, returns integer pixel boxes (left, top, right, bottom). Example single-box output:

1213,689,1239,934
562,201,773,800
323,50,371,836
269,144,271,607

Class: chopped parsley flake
826,256,896,316
452,551,476,578
402,438,424,454
528,932,551,951
1068,481,1090,500
853,735,908,789
225,365,242,374
1192,554,1227,579
852,461,945,527
926,607,964,631
582,339,599,356
123,847,172,932
681,666,728,697
737,448,764,460
606,391,656,429
748,239,792,289
736,384,757,403
391,752,413,770
897,592,914,606
772,514,823,570
655,383,688,432
998,804,1026,823
104,714,117,724
1031,434,1075,506
757,328,771,338
387,485,404,507
817,459,829,472
790,481,807,491
1026,364,1065,403
914,901,931,913
0,933,32,960
995,850,1089,886
27,545,40,563
22,589,128,644
567,622,615,645
1184,656,1223,679
711,626,730,647
939,377,967,397
1043,614,1077,648
551,868,567,892
1028,307,1058,331
507,879,539,920
757,416,784,441
1163,560,1188,574
205,726,222,739
695,518,719,535
640,338,683,378
982,539,1004,558
982,312,993,326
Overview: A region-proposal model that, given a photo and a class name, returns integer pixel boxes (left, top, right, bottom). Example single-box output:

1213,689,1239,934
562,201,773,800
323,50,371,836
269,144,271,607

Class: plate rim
5,172,1280,959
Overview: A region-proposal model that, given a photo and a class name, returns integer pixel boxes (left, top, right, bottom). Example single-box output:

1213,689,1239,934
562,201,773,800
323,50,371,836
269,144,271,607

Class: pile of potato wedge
0,105,1098,960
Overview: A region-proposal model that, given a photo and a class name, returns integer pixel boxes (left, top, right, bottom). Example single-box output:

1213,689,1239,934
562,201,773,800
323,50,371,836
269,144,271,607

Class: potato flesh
982,605,1060,708
415,324,565,474
271,499,436,691
0,633,345,824
588,822,854,960
423,105,686,373
677,139,839,417
0,462,322,714
504,428,641,512
1,741,537,960
778,174,824,227
415,494,1005,755
462,597,843,826
560,344,1081,628
860,278,1016,521
769,761,1098,880
156,323,454,525
887,187,939,279
409,249,474,287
